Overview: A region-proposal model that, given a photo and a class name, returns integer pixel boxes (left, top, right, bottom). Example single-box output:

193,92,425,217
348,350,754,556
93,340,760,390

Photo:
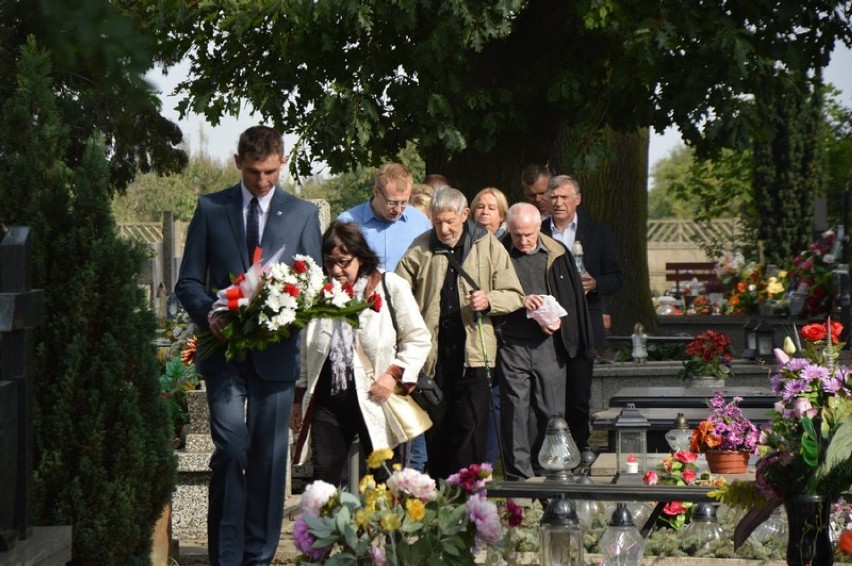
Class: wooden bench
664,261,719,293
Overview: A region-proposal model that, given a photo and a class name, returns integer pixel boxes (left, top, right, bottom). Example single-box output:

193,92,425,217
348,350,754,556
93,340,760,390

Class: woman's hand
289,403,302,432
369,373,397,403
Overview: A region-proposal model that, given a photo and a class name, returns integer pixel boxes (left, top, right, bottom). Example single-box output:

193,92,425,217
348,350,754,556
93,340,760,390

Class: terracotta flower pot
705,450,749,474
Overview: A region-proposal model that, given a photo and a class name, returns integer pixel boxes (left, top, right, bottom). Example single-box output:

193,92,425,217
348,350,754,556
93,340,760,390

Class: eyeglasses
324,256,355,269
378,191,408,209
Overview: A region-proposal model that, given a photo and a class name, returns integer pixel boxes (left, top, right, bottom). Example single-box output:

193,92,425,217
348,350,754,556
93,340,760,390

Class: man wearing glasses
339,162,432,272
338,162,433,471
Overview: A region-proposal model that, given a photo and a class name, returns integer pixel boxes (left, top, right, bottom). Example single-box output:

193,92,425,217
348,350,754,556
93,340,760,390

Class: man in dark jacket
499,203,596,479
540,175,622,351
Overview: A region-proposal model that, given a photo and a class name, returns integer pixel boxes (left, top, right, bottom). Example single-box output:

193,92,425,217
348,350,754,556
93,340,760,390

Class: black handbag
381,274,444,410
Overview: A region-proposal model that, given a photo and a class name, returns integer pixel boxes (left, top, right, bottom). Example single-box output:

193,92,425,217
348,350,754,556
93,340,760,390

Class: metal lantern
539,496,584,566
538,416,581,482
614,404,649,484
754,320,775,359
599,503,645,566
742,318,758,360
665,412,692,453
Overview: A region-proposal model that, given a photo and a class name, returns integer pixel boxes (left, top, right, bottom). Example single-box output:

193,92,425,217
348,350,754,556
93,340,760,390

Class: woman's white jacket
293,271,431,465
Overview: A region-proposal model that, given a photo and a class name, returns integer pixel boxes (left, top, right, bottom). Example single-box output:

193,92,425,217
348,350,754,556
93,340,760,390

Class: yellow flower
778,270,787,278
766,277,785,295
405,499,426,522
359,474,376,494
366,448,394,469
379,512,401,531
355,508,370,528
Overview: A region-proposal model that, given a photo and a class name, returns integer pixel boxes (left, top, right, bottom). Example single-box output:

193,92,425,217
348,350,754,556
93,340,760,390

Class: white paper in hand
527,295,568,326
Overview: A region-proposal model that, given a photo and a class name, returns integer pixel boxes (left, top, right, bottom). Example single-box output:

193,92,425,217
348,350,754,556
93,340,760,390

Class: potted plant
710,321,852,566
677,330,735,387
690,391,759,474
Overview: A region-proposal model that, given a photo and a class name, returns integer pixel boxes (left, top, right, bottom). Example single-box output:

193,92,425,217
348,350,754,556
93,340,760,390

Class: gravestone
0,227,45,550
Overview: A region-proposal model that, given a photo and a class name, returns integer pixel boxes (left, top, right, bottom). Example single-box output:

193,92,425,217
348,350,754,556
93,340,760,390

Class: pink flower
774,348,790,364
673,450,698,464
663,501,688,516
792,397,818,419
505,499,524,527
466,494,502,543
643,470,659,485
369,545,387,566
682,468,697,484
387,469,438,501
293,517,330,560
300,480,337,516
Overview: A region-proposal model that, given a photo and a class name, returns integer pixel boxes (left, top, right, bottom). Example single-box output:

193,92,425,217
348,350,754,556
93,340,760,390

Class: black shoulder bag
381,273,444,411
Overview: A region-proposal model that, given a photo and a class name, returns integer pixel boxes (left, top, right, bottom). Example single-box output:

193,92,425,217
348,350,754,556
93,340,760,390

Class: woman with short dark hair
290,221,431,484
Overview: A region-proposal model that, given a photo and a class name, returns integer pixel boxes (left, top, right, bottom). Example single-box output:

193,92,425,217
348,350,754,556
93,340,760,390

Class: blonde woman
471,187,509,238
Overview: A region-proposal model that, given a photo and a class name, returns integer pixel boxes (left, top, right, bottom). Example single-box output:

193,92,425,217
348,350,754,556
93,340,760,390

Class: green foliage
1,0,187,192
159,355,199,439
0,39,176,564
113,154,238,222
752,75,825,266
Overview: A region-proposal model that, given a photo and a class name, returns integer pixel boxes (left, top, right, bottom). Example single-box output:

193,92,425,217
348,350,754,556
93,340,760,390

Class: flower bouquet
709,320,852,551
677,330,735,382
787,230,838,318
293,450,523,565
198,246,369,361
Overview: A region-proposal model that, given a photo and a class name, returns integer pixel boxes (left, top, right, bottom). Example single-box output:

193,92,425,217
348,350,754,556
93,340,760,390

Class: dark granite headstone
0,227,45,549
0,381,18,549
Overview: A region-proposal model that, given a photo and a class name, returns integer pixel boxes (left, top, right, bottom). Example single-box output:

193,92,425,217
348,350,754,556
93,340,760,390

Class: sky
148,44,852,177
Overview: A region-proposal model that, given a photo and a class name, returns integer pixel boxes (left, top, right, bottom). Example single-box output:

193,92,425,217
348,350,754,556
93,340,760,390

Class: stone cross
0,227,45,550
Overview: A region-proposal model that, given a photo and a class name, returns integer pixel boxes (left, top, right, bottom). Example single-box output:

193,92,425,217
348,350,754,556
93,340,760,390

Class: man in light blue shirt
338,162,432,471
338,162,432,271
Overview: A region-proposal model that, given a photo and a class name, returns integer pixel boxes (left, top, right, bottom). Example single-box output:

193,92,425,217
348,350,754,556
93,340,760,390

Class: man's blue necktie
246,197,259,261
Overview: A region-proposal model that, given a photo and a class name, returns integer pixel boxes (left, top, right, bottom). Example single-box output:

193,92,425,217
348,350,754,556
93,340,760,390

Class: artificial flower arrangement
642,451,727,530
197,246,370,361
690,391,759,454
293,449,523,565
787,230,838,318
677,330,736,381
709,320,852,546
689,294,713,315
722,259,765,315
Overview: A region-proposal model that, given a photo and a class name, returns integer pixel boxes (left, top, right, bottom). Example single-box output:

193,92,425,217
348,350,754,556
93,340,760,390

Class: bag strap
438,249,480,291
381,272,401,340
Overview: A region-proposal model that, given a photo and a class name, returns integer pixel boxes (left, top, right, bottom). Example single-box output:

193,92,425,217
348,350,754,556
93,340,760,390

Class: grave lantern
682,503,725,551
754,320,775,359
538,415,580,482
539,496,584,566
598,503,645,566
665,412,692,453
742,318,758,360
166,293,180,320
614,404,649,484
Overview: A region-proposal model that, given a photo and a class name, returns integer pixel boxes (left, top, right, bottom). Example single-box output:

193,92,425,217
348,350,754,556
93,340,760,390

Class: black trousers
564,355,594,449
427,324,492,479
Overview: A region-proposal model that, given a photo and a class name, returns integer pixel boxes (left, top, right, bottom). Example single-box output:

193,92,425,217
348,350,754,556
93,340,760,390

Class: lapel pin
276,210,283,216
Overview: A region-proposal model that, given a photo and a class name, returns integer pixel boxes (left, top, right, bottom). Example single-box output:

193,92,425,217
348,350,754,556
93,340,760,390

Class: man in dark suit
540,174,621,351
176,126,322,566
540,175,621,448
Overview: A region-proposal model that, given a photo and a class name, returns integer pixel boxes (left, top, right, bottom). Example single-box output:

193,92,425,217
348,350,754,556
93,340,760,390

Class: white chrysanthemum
274,309,296,329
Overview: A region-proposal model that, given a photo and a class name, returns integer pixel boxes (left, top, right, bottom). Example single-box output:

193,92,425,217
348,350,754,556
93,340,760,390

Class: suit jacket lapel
223,184,250,269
